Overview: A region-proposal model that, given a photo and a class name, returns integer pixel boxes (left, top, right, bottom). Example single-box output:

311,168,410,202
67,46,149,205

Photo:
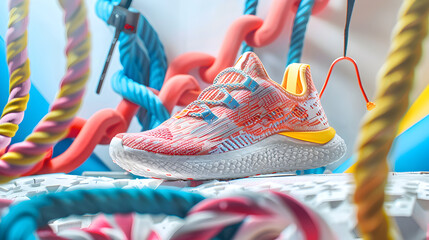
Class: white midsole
110,134,347,180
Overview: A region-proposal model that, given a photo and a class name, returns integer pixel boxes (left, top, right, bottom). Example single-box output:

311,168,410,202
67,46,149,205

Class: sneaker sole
110,134,347,180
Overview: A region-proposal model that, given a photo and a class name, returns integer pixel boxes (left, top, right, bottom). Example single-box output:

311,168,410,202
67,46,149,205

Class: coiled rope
0,0,90,183
0,0,31,150
353,0,429,239
95,0,169,130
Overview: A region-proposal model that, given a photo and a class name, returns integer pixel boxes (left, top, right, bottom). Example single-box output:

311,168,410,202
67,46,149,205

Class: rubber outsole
110,134,347,180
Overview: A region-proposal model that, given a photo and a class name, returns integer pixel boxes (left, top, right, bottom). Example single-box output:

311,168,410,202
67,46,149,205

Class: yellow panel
397,84,429,135
346,84,429,173
278,127,336,144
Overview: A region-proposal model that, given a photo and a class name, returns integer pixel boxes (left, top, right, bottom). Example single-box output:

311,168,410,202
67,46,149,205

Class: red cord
319,56,375,110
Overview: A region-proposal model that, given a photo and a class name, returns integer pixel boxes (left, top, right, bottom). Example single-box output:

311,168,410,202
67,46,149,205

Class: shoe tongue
216,52,270,84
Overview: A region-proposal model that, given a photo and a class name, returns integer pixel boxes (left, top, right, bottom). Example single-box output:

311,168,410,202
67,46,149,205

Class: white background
1,0,428,170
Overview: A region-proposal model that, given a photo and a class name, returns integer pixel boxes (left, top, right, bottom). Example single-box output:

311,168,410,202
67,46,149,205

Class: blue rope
111,71,169,127
286,0,316,65
0,188,204,239
241,0,259,54
95,0,169,130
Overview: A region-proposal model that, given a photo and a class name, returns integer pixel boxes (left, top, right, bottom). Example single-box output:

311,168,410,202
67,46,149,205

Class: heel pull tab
319,56,375,111
282,63,308,96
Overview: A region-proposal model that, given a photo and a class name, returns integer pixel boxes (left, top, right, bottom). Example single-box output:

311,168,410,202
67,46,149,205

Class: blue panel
391,114,429,172
334,114,429,173
0,37,7,106
333,155,356,173
297,167,326,175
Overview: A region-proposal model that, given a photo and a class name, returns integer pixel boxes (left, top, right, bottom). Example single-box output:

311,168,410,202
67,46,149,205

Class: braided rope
134,13,168,130
241,0,259,54
95,0,169,130
0,189,326,240
51,214,162,240
171,191,320,240
0,0,90,183
111,71,169,127
353,0,429,239
0,188,205,239
286,0,315,65
0,0,31,150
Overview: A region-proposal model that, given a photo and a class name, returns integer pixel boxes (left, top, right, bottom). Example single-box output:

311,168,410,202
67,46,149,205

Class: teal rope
133,13,169,129
111,71,169,127
286,0,316,65
241,0,259,54
0,188,205,239
95,0,169,130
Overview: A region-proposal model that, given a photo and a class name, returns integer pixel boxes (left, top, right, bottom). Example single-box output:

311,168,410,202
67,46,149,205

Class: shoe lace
186,68,259,122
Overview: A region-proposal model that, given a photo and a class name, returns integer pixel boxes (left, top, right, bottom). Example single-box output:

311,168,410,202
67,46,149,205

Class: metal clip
96,0,139,94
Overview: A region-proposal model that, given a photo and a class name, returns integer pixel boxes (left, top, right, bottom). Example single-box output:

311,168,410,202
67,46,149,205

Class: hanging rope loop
318,0,375,111
319,56,375,110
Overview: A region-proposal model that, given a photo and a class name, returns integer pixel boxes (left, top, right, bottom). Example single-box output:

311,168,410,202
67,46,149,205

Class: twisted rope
241,0,259,54
0,0,31,150
286,0,315,65
111,71,169,127
49,214,162,240
171,191,320,240
95,0,169,130
0,0,90,183
353,0,429,239
0,189,327,240
0,188,205,239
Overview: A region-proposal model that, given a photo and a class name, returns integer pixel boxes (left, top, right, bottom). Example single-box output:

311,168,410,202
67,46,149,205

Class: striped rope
0,188,205,239
95,0,169,130
0,0,31,150
241,0,259,54
0,189,325,240
170,191,321,240
0,0,90,183
353,0,429,239
52,214,162,240
286,0,316,65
